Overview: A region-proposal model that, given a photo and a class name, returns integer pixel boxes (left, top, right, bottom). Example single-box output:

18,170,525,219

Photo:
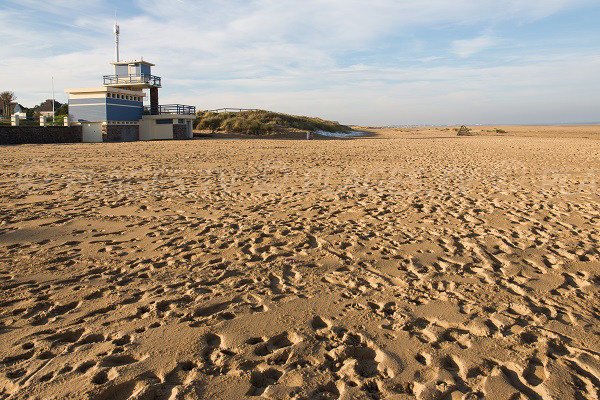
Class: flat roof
64,87,147,96
110,60,155,67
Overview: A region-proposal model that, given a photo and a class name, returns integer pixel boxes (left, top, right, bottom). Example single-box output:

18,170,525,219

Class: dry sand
0,127,599,399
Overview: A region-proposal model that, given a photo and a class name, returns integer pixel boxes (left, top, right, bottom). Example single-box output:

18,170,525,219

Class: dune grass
195,110,353,135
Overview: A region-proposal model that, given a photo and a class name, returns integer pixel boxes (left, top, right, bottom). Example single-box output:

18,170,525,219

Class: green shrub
194,110,351,135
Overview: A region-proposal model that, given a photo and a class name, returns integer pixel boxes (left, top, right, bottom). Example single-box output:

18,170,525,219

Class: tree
56,103,68,116
38,99,61,113
0,91,16,117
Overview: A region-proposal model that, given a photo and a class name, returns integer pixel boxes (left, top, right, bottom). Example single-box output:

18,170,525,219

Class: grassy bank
195,110,353,135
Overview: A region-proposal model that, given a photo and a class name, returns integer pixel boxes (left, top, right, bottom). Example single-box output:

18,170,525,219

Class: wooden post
150,87,159,115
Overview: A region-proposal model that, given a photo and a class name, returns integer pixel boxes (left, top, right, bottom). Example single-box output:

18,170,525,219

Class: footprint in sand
200,333,236,376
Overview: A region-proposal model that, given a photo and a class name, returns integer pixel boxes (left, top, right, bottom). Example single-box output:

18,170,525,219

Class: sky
1,0,599,125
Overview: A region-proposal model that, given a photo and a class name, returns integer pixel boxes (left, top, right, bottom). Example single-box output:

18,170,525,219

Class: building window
178,119,184,124
156,119,173,125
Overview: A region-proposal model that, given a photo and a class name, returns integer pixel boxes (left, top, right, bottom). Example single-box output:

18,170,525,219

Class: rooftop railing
103,74,162,87
144,104,196,115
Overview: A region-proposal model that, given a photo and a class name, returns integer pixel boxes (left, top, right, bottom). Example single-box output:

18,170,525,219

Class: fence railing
206,108,261,113
103,74,162,87
144,104,196,115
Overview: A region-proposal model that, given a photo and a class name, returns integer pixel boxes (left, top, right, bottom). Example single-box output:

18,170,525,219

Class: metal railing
103,74,162,87
206,108,260,113
144,104,196,115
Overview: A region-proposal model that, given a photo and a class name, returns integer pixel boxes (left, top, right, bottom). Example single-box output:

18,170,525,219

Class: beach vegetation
194,110,352,135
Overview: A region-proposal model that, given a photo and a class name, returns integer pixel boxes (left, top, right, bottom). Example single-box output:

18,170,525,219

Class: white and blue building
65,60,196,142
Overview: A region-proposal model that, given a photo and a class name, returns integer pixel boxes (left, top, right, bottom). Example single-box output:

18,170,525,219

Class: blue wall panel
107,98,143,107
69,102,107,122
106,105,143,121
115,65,129,76
69,98,107,105
141,64,151,76
69,98,142,107
69,96,143,122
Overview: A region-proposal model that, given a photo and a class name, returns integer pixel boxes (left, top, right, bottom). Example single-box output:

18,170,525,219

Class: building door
82,122,103,143
186,120,192,138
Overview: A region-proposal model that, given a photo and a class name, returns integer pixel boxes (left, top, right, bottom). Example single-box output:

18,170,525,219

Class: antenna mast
114,12,120,62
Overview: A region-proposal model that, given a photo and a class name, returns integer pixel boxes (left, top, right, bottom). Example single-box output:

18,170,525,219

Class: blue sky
1,0,599,125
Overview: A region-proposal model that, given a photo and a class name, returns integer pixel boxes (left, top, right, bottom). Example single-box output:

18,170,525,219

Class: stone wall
102,125,140,142
173,124,188,140
0,126,82,145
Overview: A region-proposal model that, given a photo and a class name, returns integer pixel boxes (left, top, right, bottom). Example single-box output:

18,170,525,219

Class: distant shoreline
361,122,600,128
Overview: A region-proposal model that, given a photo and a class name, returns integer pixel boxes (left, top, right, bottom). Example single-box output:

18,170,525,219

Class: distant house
38,100,61,118
13,104,27,119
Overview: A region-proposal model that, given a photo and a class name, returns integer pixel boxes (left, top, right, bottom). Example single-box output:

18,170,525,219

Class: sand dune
0,127,599,399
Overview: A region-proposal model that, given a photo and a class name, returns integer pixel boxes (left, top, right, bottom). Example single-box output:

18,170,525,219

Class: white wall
139,119,174,140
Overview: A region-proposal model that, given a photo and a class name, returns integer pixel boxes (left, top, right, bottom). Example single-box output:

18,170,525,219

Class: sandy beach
0,126,599,399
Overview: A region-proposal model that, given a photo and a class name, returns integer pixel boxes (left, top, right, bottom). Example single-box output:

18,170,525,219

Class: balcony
103,74,162,87
144,104,196,115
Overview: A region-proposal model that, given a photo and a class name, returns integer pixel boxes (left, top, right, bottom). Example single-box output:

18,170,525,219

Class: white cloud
451,35,498,58
1,0,598,124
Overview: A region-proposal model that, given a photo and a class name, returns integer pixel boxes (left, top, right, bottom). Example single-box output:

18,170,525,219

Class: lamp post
52,76,55,125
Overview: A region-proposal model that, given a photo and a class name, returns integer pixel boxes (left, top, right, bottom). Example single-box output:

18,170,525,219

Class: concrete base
173,124,188,140
103,125,140,142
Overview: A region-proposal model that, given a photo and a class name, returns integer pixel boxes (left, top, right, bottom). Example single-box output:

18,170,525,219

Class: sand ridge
0,127,599,399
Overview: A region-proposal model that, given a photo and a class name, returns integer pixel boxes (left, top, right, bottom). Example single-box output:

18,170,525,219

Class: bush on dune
194,110,352,135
